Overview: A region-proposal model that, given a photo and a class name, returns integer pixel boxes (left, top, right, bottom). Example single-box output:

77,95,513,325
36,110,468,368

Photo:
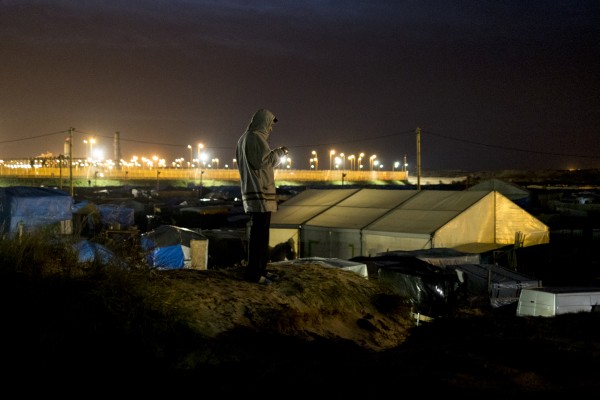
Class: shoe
258,276,272,285
265,272,280,281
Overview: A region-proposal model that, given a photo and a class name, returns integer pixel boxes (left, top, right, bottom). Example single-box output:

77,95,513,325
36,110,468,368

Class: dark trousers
245,212,271,282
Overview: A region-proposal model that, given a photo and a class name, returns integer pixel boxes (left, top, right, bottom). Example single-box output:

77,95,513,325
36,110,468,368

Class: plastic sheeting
270,257,368,278
98,204,135,229
363,255,461,317
141,225,206,269
0,186,72,234
446,263,542,308
72,239,120,266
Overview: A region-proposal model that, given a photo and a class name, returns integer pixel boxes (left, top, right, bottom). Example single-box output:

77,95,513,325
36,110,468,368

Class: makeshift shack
516,287,600,317
141,225,208,270
0,186,73,235
72,239,121,266
98,203,135,230
352,255,461,318
445,263,542,308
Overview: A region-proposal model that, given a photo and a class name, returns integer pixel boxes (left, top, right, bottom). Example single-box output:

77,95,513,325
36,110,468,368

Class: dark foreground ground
2,176,599,396
1,259,599,397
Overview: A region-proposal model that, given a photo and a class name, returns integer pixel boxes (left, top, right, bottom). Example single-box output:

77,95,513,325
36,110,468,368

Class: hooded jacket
236,109,287,213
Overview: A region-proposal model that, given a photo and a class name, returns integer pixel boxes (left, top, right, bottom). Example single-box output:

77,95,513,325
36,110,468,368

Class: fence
0,166,410,183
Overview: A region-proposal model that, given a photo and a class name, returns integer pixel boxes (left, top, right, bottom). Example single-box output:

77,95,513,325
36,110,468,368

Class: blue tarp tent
140,225,206,269
72,239,119,265
0,186,72,235
97,203,135,229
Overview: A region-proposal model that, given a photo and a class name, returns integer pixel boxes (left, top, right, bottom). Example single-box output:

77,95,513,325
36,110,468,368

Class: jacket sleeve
246,134,285,170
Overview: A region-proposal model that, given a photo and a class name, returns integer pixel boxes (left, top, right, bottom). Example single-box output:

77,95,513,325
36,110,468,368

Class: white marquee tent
270,188,549,259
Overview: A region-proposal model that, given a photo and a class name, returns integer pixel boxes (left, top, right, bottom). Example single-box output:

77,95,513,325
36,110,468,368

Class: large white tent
270,188,550,259
269,188,359,256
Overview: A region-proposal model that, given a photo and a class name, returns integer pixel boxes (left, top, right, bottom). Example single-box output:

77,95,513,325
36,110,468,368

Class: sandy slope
2,258,599,395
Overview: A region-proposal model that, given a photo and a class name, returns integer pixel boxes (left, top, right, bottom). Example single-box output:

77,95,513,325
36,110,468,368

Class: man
236,108,288,284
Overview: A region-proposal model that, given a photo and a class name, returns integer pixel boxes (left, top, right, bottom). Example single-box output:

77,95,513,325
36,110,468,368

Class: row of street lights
79,138,407,172
187,143,206,168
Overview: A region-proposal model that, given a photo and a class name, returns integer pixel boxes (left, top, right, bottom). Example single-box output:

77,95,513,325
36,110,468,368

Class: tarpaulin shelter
97,203,135,229
72,200,102,235
270,257,368,278
0,186,73,235
445,263,542,308
378,248,481,267
351,254,461,317
141,225,207,269
72,239,120,266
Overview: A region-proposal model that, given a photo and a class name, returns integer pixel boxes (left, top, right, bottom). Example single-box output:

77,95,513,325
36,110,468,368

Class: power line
2,127,598,161
0,130,69,144
423,129,600,160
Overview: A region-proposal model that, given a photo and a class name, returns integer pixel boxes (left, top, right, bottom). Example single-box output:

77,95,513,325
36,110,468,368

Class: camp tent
141,225,207,269
72,239,122,266
351,254,461,317
97,203,135,229
271,188,549,260
362,190,548,254
270,188,359,257
0,186,73,235
445,263,542,308
299,189,417,259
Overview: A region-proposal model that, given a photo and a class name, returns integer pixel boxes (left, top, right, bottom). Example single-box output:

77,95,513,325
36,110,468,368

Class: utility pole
416,127,421,190
69,127,74,196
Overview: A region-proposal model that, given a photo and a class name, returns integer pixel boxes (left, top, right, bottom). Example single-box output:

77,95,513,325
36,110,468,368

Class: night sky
1,1,598,173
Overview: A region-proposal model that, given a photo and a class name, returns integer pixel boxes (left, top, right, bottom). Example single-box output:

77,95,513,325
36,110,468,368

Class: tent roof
271,188,359,226
364,190,490,234
141,224,206,248
1,186,70,197
273,188,550,253
305,189,415,229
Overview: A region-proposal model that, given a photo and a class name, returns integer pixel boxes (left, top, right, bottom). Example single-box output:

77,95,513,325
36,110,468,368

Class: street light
358,153,364,170
329,150,335,170
348,155,355,170
340,153,345,170
311,150,318,170
90,138,95,161
197,143,204,164
369,155,377,171
83,138,95,161
393,161,400,171
187,145,193,168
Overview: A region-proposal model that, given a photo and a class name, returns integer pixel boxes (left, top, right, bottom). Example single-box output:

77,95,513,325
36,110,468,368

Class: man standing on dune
236,108,288,284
